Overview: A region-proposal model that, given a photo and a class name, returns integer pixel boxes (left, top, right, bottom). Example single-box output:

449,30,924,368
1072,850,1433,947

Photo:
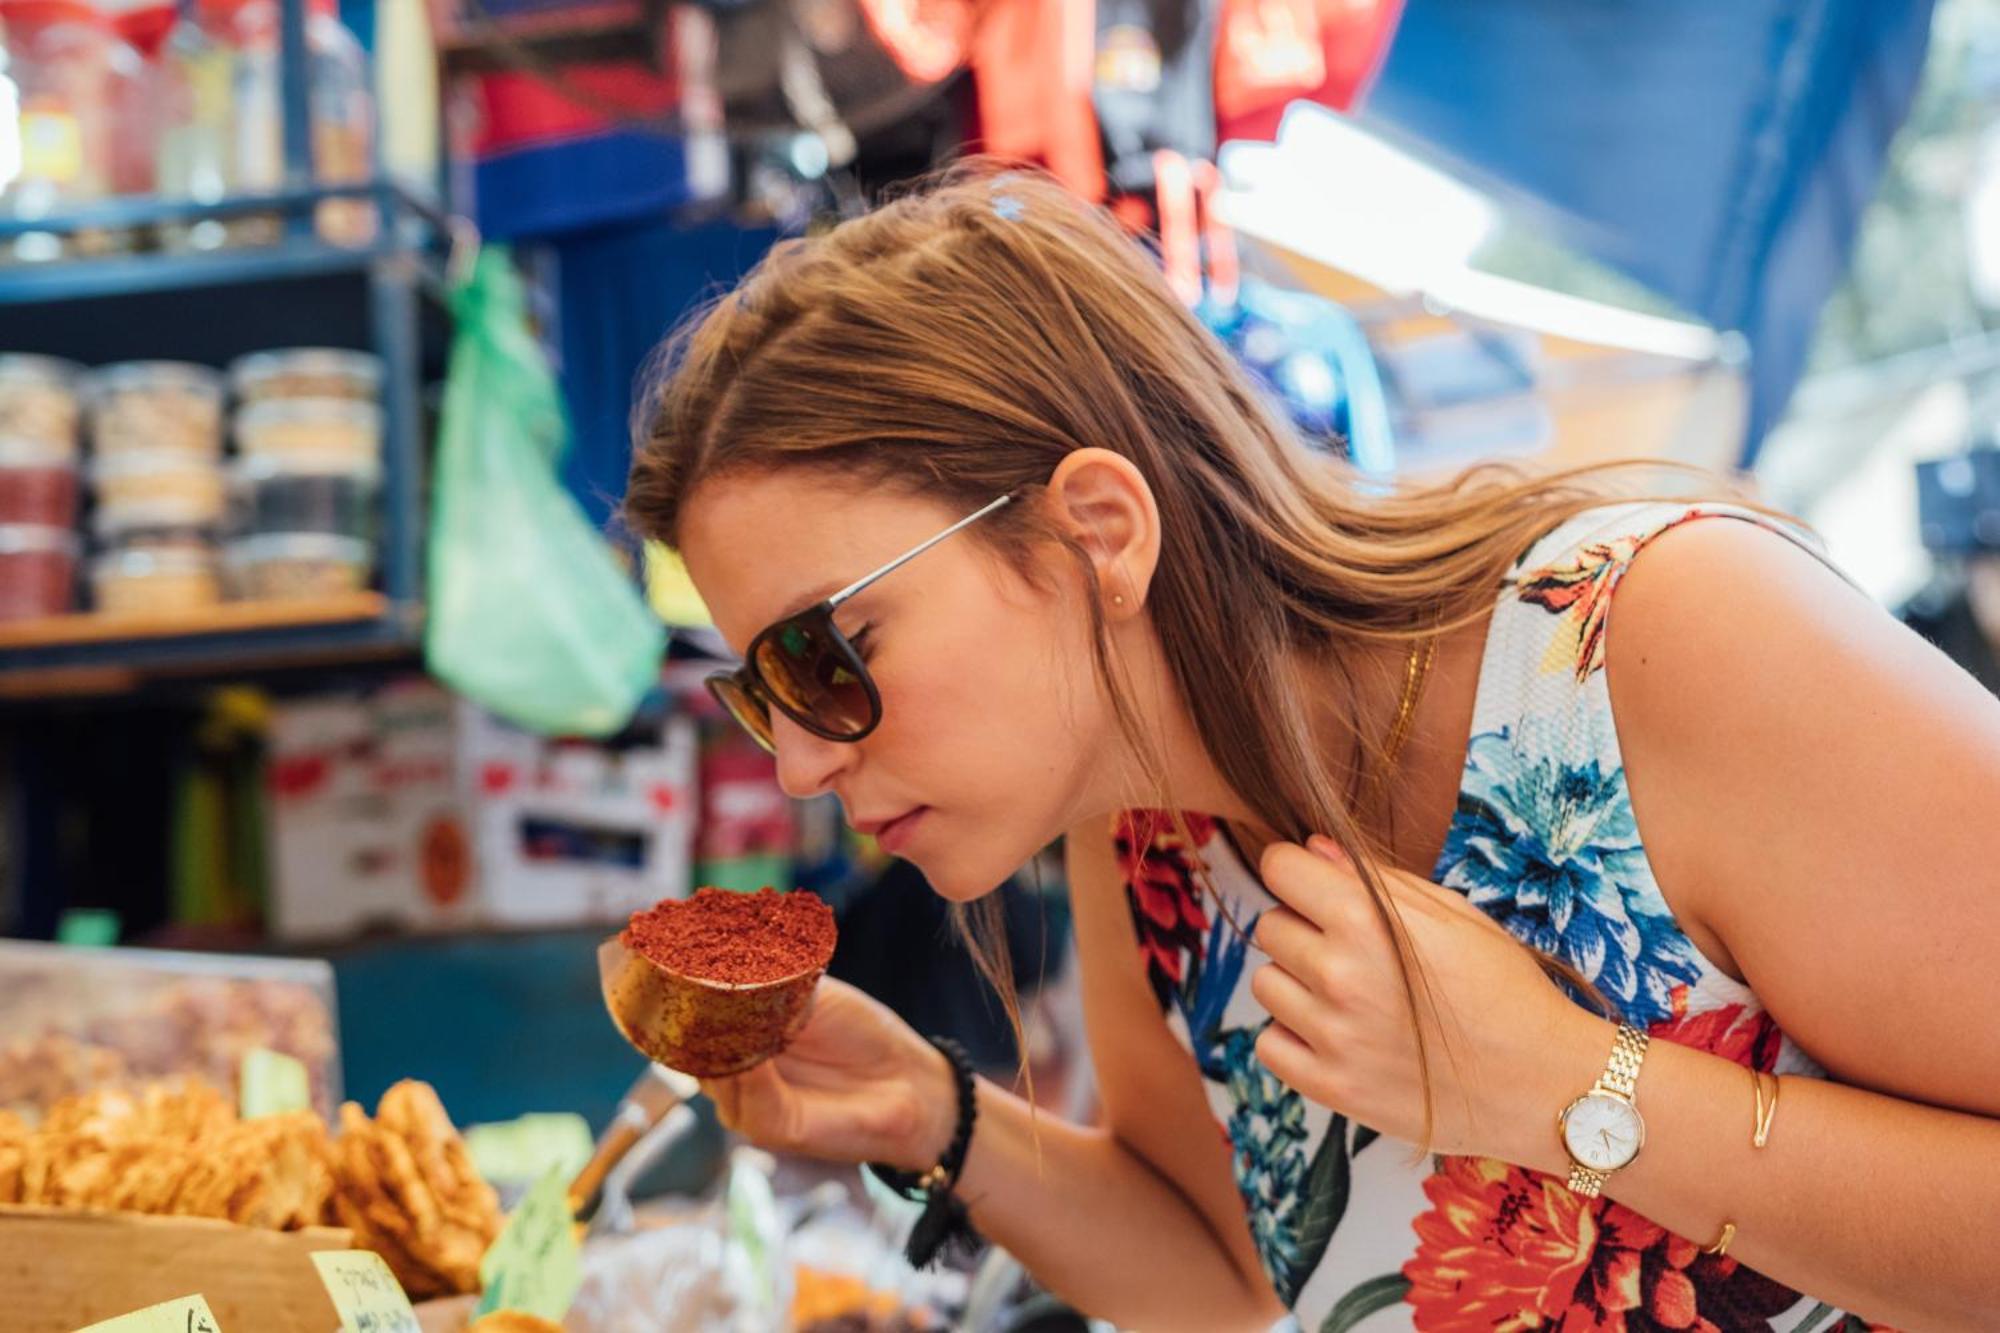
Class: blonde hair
627,162,1754,1146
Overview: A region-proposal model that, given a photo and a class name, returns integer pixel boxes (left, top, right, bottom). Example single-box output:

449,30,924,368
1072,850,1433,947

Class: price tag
75,1295,220,1332
239,1048,312,1120
474,1166,581,1320
312,1251,421,1333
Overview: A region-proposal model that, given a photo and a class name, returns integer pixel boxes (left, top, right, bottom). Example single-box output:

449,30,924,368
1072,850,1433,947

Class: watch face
1563,1093,1644,1171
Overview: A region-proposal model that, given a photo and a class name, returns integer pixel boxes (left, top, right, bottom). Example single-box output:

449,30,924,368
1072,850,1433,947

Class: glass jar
0,0,143,259
230,447,377,540
234,396,380,463
229,347,381,404
0,354,83,450
160,0,375,248
0,523,77,619
86,360,225,456
225,531,370,599
154,0,239,249
0,438,79,526
92,544,221,613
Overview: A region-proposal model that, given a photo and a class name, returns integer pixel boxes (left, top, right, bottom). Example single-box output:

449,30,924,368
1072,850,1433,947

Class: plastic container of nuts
225,533,372,600
0,440,81,528
0,356,84,452
229,349,383,406
230,449,379,541
0,525,80,621
91,450,228,535
86,361,225,457
91,546,223,615
235,398,383,464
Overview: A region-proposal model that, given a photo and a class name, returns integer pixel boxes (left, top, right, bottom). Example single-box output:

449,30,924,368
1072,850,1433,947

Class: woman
623,169,2000,1331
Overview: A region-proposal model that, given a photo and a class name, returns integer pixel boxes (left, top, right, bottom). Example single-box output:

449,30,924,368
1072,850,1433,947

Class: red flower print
1516,512,1712,682
1650,998,1782,1073
1115,810,1216,1006
1405,1156,1803,1332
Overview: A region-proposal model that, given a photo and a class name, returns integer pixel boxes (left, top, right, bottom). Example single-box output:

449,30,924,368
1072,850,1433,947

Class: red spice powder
624,887,836,985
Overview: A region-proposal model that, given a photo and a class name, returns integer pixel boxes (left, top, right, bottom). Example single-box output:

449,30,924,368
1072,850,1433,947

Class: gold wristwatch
1557,1022,1650,1197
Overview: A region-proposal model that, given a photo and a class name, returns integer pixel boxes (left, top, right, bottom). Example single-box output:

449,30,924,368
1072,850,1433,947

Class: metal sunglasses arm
824,492,1017,609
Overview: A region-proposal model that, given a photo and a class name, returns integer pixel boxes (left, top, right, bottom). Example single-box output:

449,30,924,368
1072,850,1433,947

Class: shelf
0,594,424,693
0,183,448,309
0,592,386,649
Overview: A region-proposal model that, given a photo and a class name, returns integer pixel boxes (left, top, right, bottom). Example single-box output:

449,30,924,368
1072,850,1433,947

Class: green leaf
1350,1124,1381,1156
1279,1116,1352,1307
1320,1273,1414,1333
1786,1303,1838,1333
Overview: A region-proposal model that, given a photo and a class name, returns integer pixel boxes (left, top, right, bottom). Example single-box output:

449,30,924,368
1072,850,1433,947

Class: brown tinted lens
707,674,775,753
753,614,875,738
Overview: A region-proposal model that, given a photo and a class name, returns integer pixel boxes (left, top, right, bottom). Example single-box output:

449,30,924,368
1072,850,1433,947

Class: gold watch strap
1597,1023,1650,1098
1566,1163,1608,1198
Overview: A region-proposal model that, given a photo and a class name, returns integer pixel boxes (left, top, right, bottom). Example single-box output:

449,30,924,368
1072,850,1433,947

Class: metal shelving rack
0,0,449,690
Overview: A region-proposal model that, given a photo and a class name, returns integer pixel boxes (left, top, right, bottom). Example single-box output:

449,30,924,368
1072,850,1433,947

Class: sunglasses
706,493,1017,753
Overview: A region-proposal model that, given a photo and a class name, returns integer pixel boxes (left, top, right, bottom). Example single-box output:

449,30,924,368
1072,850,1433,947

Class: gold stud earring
1112,594,1126,606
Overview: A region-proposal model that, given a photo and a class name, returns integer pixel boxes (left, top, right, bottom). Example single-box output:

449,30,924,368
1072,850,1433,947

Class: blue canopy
1366,0,1937,462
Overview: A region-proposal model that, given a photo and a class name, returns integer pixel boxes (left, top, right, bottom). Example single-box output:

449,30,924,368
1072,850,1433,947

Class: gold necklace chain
1377,633,1437,778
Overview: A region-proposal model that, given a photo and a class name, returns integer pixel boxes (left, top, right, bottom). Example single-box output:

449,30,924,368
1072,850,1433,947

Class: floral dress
1118,503,1894,1333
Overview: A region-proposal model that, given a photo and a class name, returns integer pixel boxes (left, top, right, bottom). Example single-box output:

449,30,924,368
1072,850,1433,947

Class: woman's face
678,470,1115,900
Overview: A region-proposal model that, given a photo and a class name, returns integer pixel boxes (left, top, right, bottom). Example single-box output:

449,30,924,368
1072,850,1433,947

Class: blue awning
1365,0,1937,462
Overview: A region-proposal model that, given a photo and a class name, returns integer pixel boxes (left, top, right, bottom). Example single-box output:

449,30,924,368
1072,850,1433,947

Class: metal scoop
597,933,827,1079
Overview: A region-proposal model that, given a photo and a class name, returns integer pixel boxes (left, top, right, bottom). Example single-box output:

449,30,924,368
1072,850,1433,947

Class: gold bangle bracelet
1703,1220,1737,1257
1751,1070,1780,1149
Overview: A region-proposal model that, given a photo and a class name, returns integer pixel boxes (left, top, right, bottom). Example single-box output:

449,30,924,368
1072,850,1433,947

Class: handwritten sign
474,1165,581,1320
312,1250,421,1333
75,1295,219,1332
239,1048,311,1120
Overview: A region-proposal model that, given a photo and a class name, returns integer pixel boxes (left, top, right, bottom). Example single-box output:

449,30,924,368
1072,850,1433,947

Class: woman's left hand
1251,835,1602,1165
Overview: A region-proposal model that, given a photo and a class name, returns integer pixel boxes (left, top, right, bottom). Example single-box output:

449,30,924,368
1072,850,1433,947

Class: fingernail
1307,835,1353,867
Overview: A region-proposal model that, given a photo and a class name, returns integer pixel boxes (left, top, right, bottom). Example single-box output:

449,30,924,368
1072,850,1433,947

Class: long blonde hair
627,163,1751,1146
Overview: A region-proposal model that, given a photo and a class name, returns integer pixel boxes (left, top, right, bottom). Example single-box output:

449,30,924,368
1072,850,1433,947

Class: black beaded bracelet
866,1035,981,1268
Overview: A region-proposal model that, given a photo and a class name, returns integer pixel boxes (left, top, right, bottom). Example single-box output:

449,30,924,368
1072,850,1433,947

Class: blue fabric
548,217,780,529
1366,0,1935,461
474,132,708,243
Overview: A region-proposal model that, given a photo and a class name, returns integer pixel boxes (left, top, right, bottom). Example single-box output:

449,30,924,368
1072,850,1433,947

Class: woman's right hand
699,976,956,1172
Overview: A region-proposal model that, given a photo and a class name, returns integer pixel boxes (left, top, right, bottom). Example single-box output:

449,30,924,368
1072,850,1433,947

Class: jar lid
229,348,383,396
231,447,382,485
225,533,372,565
90,449,225,481
0,437,79,468
0,524,81,556
235,397,384,432
0,354,85,387
85,361,225,403
93,547,219,579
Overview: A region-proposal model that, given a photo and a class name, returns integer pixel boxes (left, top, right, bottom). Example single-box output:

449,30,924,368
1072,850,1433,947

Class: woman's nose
768,710,852,799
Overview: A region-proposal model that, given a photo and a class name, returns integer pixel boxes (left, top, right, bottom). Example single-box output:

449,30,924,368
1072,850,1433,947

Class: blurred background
2,1,1997,1328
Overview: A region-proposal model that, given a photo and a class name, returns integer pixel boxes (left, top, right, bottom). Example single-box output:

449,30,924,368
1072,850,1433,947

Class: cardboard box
265,680,473,942
0,1205,352,1332
463,704,698,926
266,680,698,941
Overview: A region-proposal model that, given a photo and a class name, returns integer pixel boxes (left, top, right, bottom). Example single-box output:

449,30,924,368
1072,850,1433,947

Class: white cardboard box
265,682,696,941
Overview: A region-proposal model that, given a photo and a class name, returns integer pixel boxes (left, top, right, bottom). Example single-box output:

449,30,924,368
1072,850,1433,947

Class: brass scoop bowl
597,933,827,1079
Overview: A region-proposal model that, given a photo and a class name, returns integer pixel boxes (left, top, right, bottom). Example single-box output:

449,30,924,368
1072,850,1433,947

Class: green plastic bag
426,247,665,736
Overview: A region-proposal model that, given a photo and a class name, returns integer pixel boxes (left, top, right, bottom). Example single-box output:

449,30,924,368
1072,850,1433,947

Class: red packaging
0,525,79,621
0,440,80,527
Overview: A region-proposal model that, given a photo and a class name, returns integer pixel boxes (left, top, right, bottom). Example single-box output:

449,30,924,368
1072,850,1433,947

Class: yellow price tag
312,1251,422,1333
75,1295,220,1332
239,1048,311,1119
475,1166,582,1320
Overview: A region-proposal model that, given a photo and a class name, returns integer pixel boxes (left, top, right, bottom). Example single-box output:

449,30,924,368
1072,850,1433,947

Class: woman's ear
1044,448,1161,616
